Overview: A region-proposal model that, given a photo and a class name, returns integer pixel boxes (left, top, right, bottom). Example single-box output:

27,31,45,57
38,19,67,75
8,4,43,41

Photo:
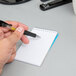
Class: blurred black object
0,0,31,5
40,0,72,11
40,0,49,2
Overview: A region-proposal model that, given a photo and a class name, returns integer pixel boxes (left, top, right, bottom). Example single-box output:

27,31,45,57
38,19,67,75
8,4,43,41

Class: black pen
0,20,40,38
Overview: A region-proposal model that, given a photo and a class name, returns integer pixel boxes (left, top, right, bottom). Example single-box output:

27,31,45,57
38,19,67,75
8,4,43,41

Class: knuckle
14,32,20,39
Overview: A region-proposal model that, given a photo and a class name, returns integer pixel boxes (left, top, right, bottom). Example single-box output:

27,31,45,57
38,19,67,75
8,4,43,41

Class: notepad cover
15,28,58,66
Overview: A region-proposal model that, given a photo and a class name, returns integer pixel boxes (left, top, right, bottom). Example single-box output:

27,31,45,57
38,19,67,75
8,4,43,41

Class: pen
0,20,39,38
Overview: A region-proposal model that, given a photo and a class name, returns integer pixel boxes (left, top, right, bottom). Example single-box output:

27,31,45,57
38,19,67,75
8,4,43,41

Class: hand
0,21,29,74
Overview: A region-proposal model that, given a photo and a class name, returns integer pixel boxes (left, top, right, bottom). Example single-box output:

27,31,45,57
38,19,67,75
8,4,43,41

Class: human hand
0,21,29,74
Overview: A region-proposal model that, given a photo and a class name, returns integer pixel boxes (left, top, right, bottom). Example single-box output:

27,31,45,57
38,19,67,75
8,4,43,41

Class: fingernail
19,23,28,30
16,26,24,32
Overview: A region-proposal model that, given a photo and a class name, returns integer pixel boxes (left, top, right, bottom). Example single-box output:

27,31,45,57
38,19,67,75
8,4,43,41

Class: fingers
5,26,24,47
0,27,9,33
7,52,16,63
5,21,19,29
0,27,11,39
5,21,29,44
4,32,12,38
6,21,28,30
7,46,16,63
18,22,28,30
0,69,2,75
21,35,29,44
0,29,4,40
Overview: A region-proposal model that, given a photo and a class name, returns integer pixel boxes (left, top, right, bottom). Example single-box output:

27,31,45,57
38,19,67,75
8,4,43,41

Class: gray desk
1,0,76,76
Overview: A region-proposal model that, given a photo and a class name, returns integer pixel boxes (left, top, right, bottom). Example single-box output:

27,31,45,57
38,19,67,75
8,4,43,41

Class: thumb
6,26,24,46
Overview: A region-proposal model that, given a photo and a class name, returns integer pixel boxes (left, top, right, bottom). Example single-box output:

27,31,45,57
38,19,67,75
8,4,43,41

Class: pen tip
36,35,41,38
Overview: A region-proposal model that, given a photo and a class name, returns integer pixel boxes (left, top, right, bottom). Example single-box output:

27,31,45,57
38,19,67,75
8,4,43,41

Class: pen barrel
24,31,36,37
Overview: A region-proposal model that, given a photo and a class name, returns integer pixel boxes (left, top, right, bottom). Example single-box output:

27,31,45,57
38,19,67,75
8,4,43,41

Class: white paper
15,28,58,66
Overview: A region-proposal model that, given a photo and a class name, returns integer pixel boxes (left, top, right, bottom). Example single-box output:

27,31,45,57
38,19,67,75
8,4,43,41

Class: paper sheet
15,28,58,66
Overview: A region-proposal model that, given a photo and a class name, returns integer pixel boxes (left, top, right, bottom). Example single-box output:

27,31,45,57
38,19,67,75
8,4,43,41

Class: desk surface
1,0,76,76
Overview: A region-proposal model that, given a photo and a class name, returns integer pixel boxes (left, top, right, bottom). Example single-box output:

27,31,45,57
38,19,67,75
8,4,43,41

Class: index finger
0,27,10,33
5,21,28,31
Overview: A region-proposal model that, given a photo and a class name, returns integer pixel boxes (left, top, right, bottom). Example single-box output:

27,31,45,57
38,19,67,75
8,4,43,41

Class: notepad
15,28,58,66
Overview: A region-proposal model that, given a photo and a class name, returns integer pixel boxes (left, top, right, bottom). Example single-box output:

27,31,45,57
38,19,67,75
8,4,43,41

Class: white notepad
15,28,58,66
